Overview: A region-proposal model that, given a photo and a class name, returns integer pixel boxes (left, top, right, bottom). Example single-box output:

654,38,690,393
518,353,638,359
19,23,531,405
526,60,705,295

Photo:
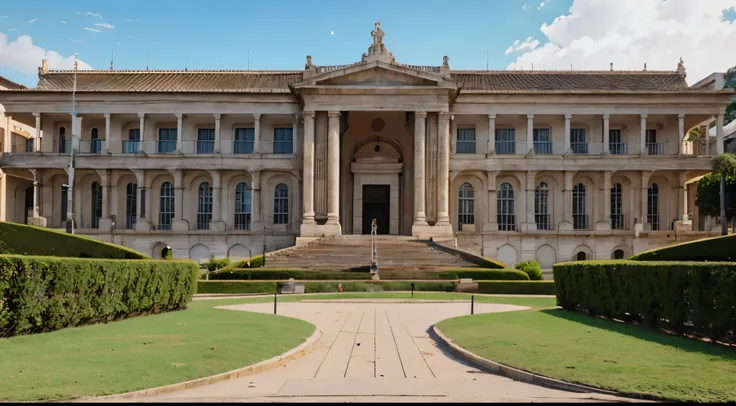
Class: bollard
471,295,474,315
274,282,278,315
411,283,415,299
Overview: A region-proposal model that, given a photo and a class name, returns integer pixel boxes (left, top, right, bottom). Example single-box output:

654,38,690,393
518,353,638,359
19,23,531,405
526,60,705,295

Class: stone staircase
263,235,477,271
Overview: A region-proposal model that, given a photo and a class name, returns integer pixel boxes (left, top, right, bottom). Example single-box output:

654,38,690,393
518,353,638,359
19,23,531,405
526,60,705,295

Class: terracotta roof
33,70,303,92
18,68,712,93
451,70,690,92
0,75,27,90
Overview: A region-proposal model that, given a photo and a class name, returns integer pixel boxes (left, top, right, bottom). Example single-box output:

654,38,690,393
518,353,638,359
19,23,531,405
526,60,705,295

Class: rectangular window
571,128,588,154
609,129,626,155
456,128,476,154
196,128,215,154
273,128,293,154
646,129,663,155
495,128,516,155
234,128,255,154
157,128,177,154
140,189,146,219
533,128,552,154
25,138,34,153
125,184,137,230
123,129,141,154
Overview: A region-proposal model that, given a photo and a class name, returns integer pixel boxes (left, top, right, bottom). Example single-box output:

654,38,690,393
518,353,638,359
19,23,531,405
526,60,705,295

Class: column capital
488,114,496,119
104,113,111,119
438,111,452,119
564,113,572,119
526,114,534,119
717,111,725,120
640,113,648,119
253,113,261,120
678,113,685,119
414,111,427,118
175,113,183,119
302,111,315,119
138,112,145,119
602,113,611,120
294,113,301,123
32,112,41,117
214,113,222,120
328,111,341,118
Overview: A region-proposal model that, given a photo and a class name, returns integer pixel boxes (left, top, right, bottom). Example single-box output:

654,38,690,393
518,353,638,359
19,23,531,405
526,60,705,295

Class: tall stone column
484,171,498,232
526,115,534,153
522,171,536,231
640,114,648,155
175,113,183,153
138,113,145,153
487,114,496,154
33,113,42,153
253,114,261,154
133,170,150,231
210,170,225,231
436,112,452,229
597,171,612,230
301,111,316,225
326,112,341,231
717,112,725,155
172,169,189,231
413,111,427,226
251,170,263,232
214,113,222,153
678,114,685,155
602,114,610,154
3,113,11,153
559,171,574,230
27,169,46,226
640,171,651,231
97,169,113,230
564,114,571,153
104,113,111,154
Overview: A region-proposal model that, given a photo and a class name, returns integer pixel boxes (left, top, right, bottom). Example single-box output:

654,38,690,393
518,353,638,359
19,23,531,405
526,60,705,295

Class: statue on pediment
305,55,315,70
368,21,387,55
676,57,686,76
443,56,449,67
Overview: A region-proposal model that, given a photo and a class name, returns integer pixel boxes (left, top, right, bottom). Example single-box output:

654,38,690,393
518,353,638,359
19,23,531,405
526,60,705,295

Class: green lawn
0,299,315,401
438,308,736,402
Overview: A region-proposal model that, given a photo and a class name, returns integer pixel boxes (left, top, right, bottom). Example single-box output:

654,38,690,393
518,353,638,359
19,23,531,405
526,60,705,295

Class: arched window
612,249,625,260
457,183,474,231
611,183,624,230
274,183,289,224
91,182,102,228
535,182,551,230
573,183,587,230
59,127,67,154
197,182,213,230
125,183,137,229
234,182,252,230
90,128,101,153
576,251,587,261
497,183,516,231
159,182,175,230
648,183,660,231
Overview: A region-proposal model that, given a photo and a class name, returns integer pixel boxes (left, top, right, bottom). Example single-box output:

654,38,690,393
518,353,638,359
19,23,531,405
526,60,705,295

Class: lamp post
111,220,115,244
66,53,79,234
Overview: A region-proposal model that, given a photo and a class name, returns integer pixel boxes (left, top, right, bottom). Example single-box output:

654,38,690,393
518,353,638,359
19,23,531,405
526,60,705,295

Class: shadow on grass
542,308,736,359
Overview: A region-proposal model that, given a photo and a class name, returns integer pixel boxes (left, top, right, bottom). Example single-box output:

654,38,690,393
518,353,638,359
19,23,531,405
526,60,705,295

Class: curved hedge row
553,260,736,344
0,255,198,337
630,234,736,262
0,222,148,259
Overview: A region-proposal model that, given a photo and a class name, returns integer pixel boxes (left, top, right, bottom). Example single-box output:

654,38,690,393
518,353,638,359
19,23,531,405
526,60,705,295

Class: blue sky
0,0,735,87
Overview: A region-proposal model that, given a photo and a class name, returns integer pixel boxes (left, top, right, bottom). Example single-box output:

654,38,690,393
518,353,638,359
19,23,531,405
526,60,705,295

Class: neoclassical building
0,23,733,265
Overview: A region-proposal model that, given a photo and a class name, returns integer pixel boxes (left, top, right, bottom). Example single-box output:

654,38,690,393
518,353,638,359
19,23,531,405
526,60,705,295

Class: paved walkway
128,301,629,403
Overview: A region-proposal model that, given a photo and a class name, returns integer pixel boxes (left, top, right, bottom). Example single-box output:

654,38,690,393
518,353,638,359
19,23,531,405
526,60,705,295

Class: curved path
129,300,630,403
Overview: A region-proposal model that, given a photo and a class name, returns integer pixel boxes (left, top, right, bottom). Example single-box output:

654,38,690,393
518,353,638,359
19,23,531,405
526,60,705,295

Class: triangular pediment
295,61,454,89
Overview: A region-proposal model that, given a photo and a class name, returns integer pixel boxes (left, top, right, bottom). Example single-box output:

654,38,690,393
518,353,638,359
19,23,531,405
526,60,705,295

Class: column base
173,220,189,232
483,222,499,232
634,222,644,238
300,222,341,237
27,216,47,227
135,220,152,231
674,220,692,232
98,218,114,231
558,221,574,231
520,222,537,232
595,221,612,231
209,220,226,232
412,223,454,239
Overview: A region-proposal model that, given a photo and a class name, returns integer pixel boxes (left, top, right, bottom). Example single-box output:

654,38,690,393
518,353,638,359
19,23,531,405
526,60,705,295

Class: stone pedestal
300,222,341,237
135,220,151,232
674,220,692,232
411,223,453,239
483,222,499,233
595,221,612,231
209,220,226,232
633,222,644,238
98,218,114,231
558,221,574,231
27,216,47,227
520,222,537,232
173,219,189,232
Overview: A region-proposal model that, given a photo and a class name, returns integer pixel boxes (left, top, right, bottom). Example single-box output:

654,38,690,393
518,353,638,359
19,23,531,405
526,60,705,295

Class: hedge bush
515,260,543,280
553,260,736,344
476,281,555,295
227,255,264,269
0,222,148,259
438,268,530,281
209,269,372,281
0,255,198,337
197,280,458,294
630,234,736,262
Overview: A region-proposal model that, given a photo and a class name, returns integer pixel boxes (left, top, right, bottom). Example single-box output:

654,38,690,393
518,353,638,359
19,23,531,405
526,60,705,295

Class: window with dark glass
91,182,102,228
234,182,252,230
197,182,213,230
157,128,177,153
456,129,476,154
497,183,516,231
458,183,474,230
125,183,137,229
159,182,175,230
274,183,289,224
273,128,293,154
197,129,215,154
535,182,551,230
234,128,254,154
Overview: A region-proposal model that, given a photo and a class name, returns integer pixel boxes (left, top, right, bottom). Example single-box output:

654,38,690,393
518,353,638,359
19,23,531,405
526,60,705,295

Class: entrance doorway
362,185,390,235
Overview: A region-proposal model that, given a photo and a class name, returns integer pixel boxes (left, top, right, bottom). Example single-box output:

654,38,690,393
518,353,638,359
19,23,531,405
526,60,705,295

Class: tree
698,153,736,234
725,66,735,126
696,171,736,218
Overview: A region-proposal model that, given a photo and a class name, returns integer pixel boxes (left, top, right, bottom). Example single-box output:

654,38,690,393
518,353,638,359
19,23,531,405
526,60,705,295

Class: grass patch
0,299,315,401
437,308,736,402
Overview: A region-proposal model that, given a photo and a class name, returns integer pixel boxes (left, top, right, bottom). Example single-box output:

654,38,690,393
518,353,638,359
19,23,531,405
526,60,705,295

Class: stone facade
0,23,733,265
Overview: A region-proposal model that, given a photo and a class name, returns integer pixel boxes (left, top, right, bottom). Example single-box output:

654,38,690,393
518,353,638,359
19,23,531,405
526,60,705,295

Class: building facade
0,24,733,265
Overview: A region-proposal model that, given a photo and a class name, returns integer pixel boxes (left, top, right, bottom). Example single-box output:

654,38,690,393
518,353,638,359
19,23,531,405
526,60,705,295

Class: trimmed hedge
227,255,264,269
197,280,457,294
0,222,148,259
476,281,556,295
210,269,372,281
630,234,736,262
438,268,530,281
0,255,198,337
553,260,736,344
515,260,543,280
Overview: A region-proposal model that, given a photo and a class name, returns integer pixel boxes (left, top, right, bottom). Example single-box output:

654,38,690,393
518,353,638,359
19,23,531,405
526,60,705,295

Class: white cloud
505,37,541,55
0,33,92,75
84,27,101,33
27,18,36,23
60,21,67,24
85,12,103,18
94,22,115,29
538,0,552,10
68,39,83,44
523,4,528,10
506,0,736,84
